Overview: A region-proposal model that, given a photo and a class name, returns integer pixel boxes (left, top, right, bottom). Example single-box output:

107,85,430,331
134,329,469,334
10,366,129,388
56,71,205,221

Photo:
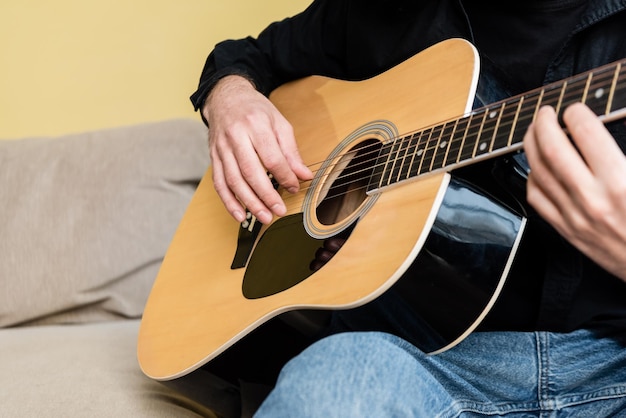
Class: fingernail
233,210,245,222
258,210,272,223
271,203,286,215
288,186,298,194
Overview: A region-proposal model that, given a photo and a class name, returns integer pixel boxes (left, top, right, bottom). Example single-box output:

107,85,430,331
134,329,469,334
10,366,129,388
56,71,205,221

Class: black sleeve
189,0,350,113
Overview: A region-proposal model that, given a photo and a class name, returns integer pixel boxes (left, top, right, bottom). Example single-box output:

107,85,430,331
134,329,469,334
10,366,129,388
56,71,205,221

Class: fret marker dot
489,110,497,119
479,142,487,152
439,140,447,148
595,88,605,99
417,149,424,156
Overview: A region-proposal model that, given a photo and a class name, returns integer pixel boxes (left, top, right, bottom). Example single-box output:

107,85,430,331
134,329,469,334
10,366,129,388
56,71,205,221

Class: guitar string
275,71,626,213
298,68,624,187
279,74,626,215
291,70,622,191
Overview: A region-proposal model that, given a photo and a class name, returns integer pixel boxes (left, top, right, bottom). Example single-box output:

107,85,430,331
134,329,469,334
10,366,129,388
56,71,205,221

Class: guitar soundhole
316,139,381,225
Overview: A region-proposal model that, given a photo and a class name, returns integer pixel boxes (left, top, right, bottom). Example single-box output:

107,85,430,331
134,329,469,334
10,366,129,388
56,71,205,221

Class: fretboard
367,59,626,193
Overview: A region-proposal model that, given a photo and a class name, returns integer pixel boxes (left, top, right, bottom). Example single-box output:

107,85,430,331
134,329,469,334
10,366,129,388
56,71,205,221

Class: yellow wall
0,0,312,138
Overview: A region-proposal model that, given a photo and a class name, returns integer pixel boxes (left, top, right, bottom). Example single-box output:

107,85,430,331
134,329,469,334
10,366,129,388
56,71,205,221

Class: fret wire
586,67,615,116
416,127,436,175
488,102,505,152
541,84,564,111
444,116,469,168
476,103,502,155
612,63,626,110
432,120,457,171
386,138,401,184
456,113,475,163
441,119,459,168
372,142,394,190
455,113,475,162
405,131,420,180
531,88,546,125
420,124,445,174
410,128,426,177
392,135,412,183
404,132,421,180
507,96,524,147
474,106,496,157
492,99,518,151
512,92,539,146
555,81,568,115
399,132,419,181
607,63,622,115
425,123,445,173
470,109,488,159
556,76,587,126
582,72,592,104
384,138,404,187
409,129,430,177
366,142,383,192
562,75,589,108
407,131,424,178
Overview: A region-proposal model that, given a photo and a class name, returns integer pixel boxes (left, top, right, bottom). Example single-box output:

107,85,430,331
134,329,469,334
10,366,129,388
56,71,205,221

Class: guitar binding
302,121,396,239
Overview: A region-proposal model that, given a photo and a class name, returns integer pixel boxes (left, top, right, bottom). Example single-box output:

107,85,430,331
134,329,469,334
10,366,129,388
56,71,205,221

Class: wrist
202,75,257,122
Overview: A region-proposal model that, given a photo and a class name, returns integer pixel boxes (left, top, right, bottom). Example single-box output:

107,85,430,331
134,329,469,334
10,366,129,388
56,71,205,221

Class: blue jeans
254,329,626,417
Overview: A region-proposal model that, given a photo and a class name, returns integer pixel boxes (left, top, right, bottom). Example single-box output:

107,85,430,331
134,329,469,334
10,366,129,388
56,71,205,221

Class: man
191,0,626,415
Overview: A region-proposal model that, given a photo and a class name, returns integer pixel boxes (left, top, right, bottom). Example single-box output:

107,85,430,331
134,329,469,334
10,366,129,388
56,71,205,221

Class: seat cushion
0,320,218,417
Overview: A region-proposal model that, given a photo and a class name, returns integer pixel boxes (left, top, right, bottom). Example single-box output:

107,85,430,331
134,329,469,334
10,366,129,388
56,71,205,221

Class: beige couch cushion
0,320,217,418
0,119,209,327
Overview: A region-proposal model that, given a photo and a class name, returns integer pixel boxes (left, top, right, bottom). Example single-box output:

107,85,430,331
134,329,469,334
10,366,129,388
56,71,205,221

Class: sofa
0,119,220,417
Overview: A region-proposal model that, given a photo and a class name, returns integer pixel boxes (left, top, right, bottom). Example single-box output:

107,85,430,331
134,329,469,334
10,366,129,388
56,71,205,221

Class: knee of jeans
278,331,427,387
259,331,441,416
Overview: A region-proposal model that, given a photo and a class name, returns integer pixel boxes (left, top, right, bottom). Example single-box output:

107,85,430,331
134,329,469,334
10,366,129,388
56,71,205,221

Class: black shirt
191,0,626,334
465,0,589,95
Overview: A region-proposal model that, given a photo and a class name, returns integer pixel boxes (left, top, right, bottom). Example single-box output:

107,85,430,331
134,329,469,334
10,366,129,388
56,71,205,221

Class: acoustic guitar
138,39,626,386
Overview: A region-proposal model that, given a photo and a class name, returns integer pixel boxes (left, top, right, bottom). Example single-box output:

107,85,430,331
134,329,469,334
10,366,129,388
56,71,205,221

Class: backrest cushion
0,119,209,327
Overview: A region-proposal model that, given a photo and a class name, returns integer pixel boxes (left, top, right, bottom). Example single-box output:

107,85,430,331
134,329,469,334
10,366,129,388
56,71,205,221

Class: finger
210,155,246,223
563,103,626,180
274,117,314,185
535,106,592,183
309,259,325,272
324,237,347,252
251,118,304,194
231,144,287,220
315,247,336,263
525,172,567,234
224,109,299,202
214,116,287,222
525,106,609,242
221,144,284,225
211,124,280,224
523,106,580,213
310,246,338,272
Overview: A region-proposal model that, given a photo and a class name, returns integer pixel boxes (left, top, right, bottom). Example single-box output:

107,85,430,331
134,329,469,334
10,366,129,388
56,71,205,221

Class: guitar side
138,38,481,381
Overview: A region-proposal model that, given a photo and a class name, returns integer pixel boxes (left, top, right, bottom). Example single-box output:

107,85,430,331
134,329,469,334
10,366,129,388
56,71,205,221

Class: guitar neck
368,60,626,192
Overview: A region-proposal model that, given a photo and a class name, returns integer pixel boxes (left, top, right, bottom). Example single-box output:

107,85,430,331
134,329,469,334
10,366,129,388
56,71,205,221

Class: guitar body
137,38,526,391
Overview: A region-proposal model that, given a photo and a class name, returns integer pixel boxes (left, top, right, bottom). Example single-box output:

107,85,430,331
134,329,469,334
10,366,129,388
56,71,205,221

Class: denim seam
537,331,556,410
554,385,626,409
439,385,626,417
439,399,542,417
